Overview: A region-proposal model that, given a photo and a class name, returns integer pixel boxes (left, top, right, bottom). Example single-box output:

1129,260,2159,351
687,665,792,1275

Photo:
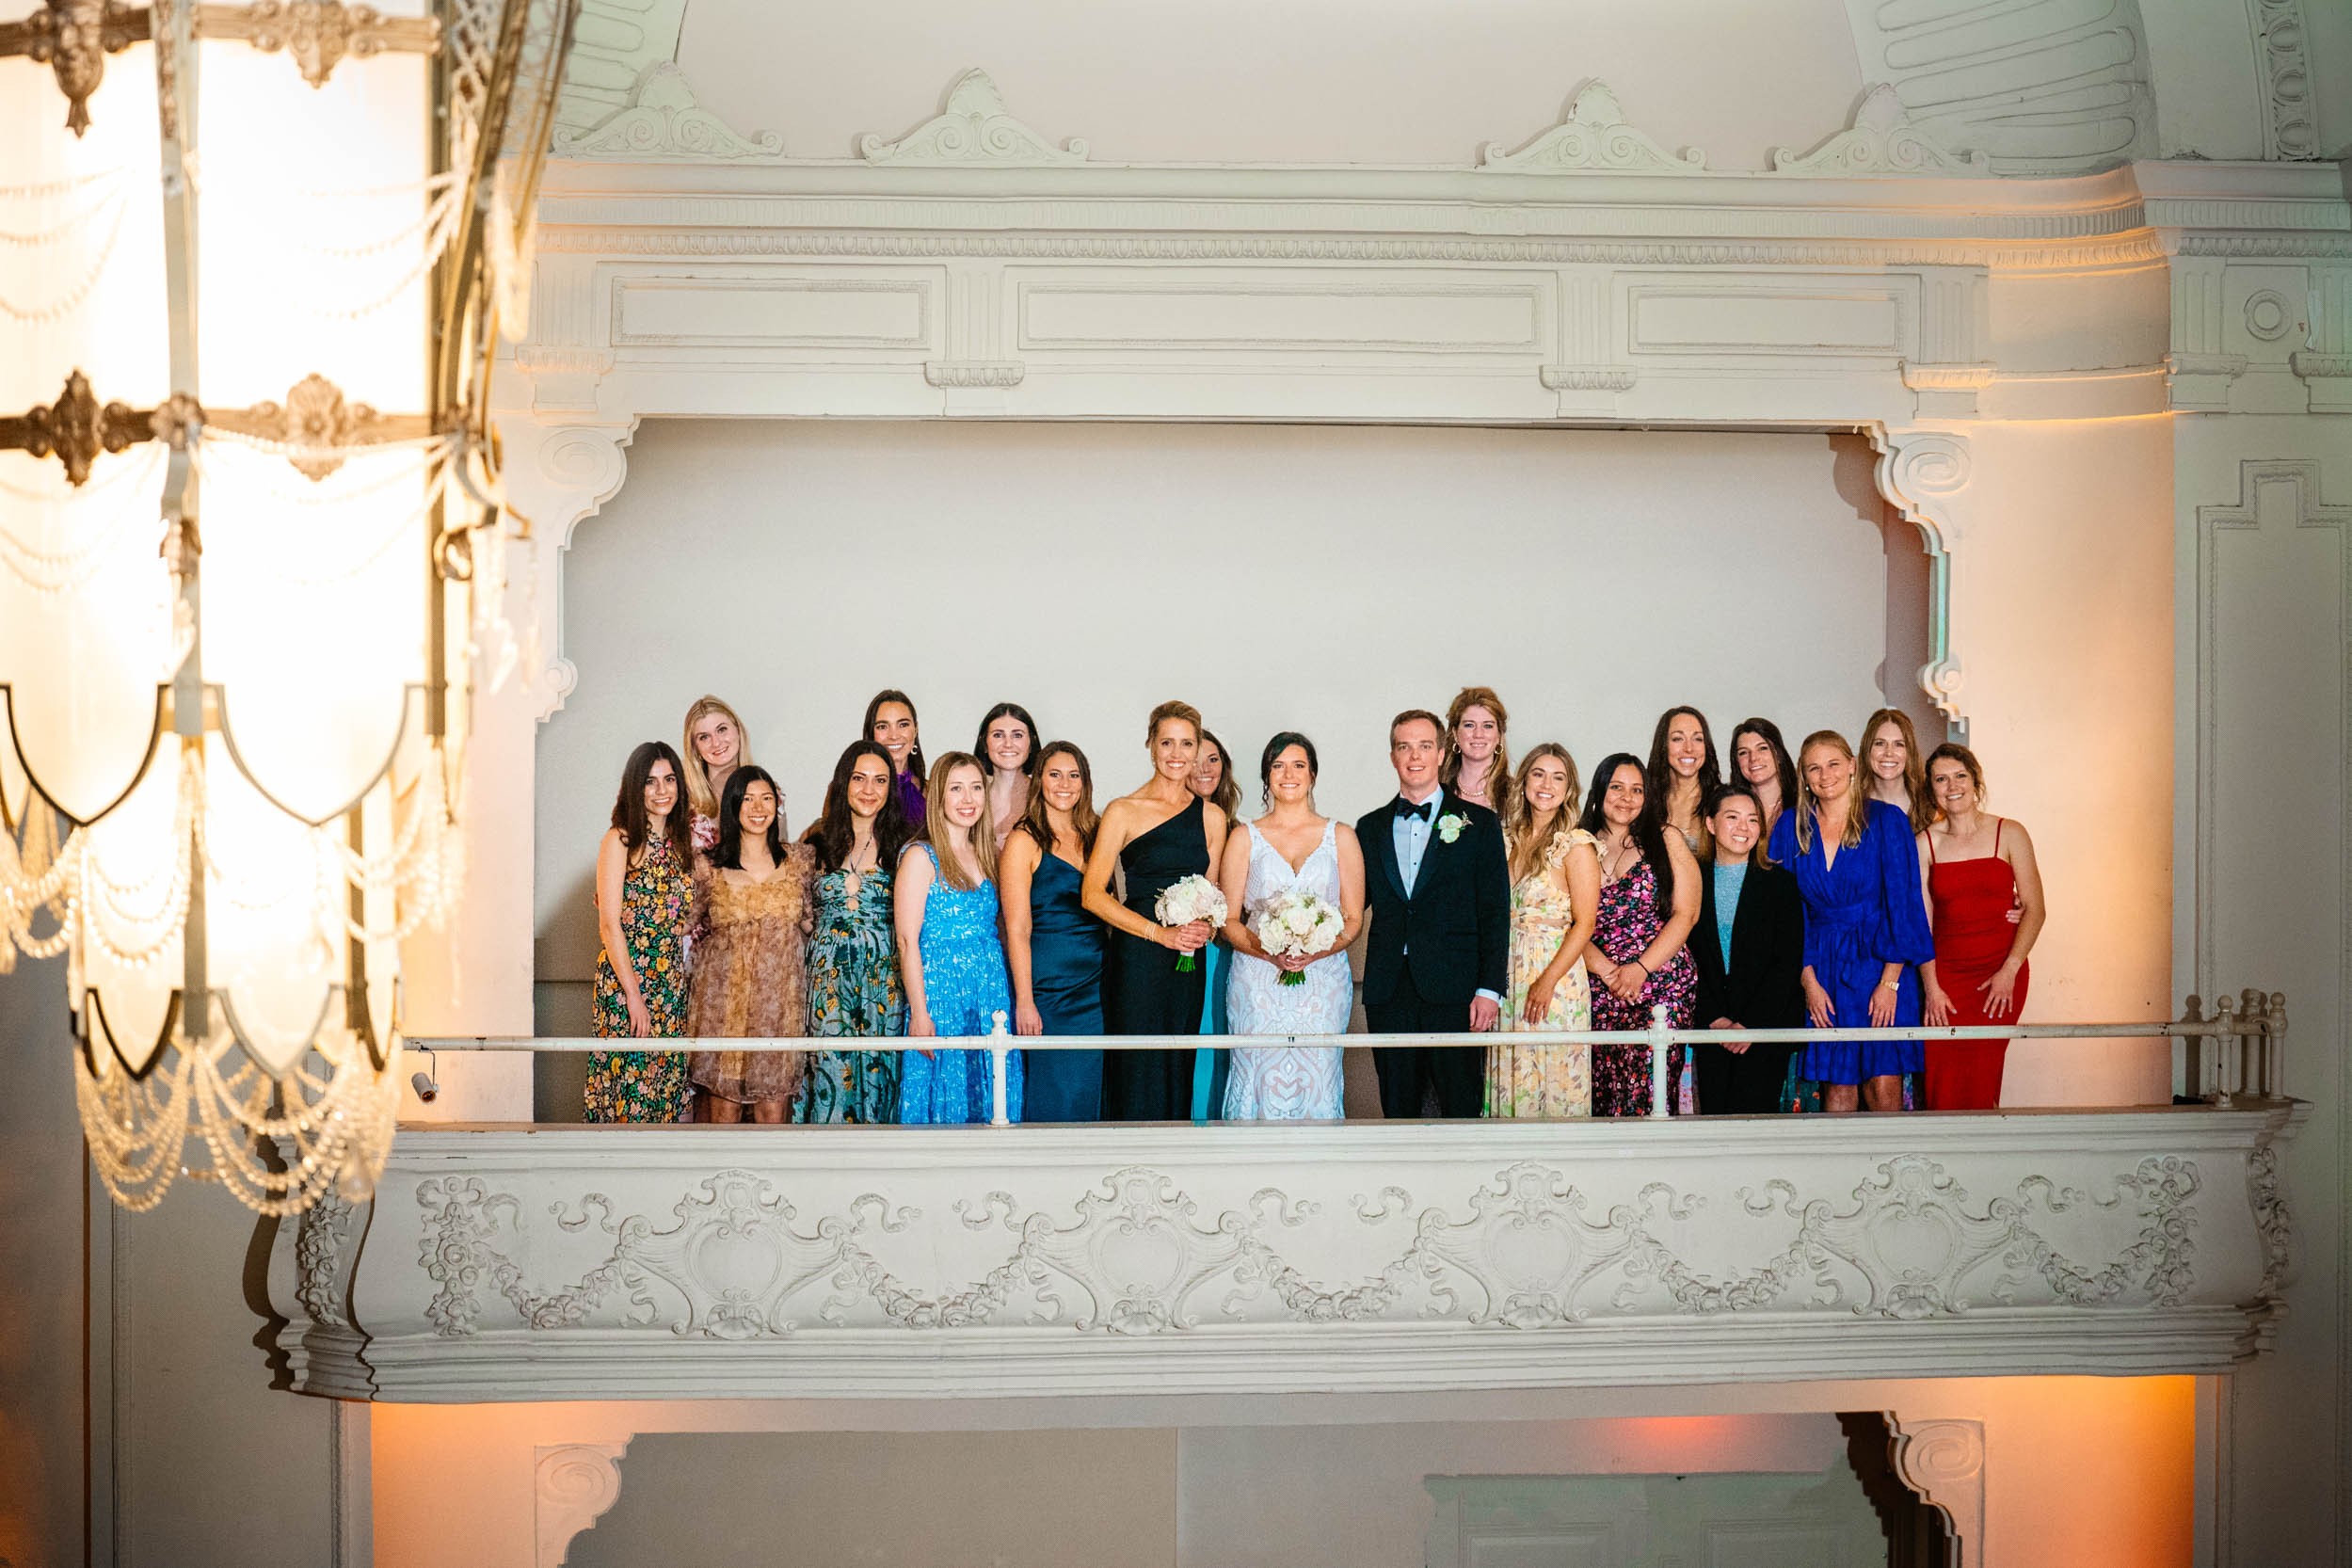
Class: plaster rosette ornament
1771,85,1989,177
0,0,578,1215
552,62,783,160
1478,80,1705,173
858,68,1090,166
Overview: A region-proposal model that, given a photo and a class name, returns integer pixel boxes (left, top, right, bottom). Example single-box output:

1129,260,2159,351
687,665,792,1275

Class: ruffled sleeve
1871,801,1935,965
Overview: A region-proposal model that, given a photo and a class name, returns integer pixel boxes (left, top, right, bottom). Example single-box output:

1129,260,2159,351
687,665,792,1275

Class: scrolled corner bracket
1769,83,1989,178
190,0,441,88
1884,1416,1986,1568
1869,427,1972,728
0,370,161,487
536,1442,631,1568
1477,79,1705,174
857,68,1089,167
0,0,151,137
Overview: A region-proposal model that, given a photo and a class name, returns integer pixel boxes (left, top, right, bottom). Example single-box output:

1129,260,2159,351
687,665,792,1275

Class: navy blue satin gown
1023,851,1107,1121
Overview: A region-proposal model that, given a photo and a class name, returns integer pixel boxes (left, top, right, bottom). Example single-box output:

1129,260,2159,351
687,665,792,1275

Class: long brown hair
1504,742,1584,883
1017,741,1102,860
809,740,910,874
1440,685,1512,802
863,688,924,781
1193,728,1241,820
920,751,997,892
1792,729,1872,856
1862,707,1931,831
680,695,750,823
610,741,692,868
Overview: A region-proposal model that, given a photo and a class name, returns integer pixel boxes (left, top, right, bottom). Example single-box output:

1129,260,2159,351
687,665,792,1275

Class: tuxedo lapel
1371,799,1408,905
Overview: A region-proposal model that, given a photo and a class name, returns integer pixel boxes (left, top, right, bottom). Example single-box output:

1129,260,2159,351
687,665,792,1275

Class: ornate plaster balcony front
273,1102,2304,1403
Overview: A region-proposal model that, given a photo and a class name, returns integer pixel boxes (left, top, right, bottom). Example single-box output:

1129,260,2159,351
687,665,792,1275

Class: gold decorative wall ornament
0,0,579,1216
0,0,440,136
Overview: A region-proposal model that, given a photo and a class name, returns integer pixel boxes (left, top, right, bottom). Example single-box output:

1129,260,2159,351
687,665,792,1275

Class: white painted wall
535,420,1903,1026
673,1,1867,170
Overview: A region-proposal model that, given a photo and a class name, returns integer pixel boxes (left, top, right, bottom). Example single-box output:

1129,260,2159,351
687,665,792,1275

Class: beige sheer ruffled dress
687,847,817,1107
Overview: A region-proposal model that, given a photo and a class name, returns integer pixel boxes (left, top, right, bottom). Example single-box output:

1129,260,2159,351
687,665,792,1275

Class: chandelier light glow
0,0,577,1213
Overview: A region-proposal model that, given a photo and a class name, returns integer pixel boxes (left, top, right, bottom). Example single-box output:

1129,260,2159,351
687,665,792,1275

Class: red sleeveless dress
1925,821,2027,1111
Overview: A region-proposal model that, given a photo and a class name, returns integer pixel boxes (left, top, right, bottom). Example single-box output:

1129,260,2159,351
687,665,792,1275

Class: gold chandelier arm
0,370,170,487
203,373,440,480
192,1,438,87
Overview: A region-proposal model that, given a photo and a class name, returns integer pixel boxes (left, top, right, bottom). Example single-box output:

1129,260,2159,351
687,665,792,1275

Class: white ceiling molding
857,68,1090,167
552,63,783,161
1771,85,1989,179
551,0,689,138
2249,0,2318,161
1478,80,1705,174
1841,0,2159,174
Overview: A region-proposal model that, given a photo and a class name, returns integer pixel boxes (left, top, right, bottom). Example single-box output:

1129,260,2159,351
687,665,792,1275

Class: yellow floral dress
586,836,694,1122
1485,826,1595,1118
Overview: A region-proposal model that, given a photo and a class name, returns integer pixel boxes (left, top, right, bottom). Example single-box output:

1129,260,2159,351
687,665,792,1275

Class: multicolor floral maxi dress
794,864,906,1124
1587,855,1697,1117
1486,827,1596,1118
586,836,694,1122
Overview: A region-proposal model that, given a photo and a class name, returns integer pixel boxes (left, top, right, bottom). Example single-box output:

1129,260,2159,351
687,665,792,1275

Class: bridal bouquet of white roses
1250,886,1345,985
1153,874,1228,972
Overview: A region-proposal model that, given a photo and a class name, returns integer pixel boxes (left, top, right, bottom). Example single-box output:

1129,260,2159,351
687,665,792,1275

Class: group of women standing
584,686,2046,1126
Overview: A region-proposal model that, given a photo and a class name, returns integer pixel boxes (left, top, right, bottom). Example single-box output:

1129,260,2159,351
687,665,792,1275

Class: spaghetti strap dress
899,845,1020,1125
1924,821,2028,1111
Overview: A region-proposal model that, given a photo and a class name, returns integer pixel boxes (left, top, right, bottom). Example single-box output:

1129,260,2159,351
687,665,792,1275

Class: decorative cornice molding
858,68,1088,166
1899,361,1996,392
536,1442,629,1568
923,360,1024,389
1771,85,1988,178
1885,1416,1986,1568
1478,80,1704,174
2251,0,2318,161
552,63,782,161
1539,364,1635,392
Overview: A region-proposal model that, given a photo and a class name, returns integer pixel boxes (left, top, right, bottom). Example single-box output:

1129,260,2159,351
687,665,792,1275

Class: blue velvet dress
1768,799,1934,1085
899,846,1022,1124
1020,850,1107,1122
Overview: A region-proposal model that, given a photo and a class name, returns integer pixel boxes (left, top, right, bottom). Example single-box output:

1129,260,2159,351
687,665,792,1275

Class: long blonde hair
680,695,752,822
1861,707,1931,832
1792,729,1872,856
920,751,998,892
1440,686,1512,803
1503,742,1582,882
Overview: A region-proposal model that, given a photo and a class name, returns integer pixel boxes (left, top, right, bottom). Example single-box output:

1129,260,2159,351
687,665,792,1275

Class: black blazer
1689,860,1807,1029
1354,791,1510,1007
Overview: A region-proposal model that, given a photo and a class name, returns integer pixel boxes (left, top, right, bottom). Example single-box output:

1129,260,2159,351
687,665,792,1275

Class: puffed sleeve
1873,802,1935,965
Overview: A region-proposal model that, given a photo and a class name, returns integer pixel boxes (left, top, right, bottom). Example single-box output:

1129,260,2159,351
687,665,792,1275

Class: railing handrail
404,990,2290,1118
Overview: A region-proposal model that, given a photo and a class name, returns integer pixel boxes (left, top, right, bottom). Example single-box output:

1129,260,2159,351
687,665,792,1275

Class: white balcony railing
272,996,2304,1403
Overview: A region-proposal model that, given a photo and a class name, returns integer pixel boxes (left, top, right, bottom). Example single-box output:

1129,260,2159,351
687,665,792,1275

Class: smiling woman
586,741,696,1123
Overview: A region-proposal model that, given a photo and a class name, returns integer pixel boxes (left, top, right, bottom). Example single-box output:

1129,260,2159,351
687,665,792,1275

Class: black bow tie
1394,799,1433,823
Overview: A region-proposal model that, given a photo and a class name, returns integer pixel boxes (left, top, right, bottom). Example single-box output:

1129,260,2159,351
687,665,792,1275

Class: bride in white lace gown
1216,734,1366,1120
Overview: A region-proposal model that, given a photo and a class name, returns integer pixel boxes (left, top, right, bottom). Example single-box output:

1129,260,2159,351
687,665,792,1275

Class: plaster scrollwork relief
1539,365,1636,392
1771,85,1989,178
488,417,635,721
1478,81,1705,174
535,1442,629,1568
552,63,783,161
1870,428,1971,726
410,1154,2207,1342
295,1191,357,1330
1885,1416,1986,1568
858,69,1089,166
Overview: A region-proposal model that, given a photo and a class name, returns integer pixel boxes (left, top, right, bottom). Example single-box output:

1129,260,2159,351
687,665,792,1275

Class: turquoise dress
900,845,1022,1124
795,864,904,1124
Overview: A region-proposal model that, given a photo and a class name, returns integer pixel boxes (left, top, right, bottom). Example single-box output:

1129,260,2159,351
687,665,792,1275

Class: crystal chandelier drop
0,0,577,1213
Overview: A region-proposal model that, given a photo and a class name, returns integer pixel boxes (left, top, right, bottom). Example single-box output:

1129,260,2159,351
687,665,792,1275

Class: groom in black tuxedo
1355,709,1510,1118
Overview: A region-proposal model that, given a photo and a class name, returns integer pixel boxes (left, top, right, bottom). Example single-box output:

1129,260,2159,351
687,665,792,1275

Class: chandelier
0,0,577,1213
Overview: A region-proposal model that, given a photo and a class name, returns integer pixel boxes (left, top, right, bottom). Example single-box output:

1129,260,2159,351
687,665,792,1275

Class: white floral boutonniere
1436,813,1468,844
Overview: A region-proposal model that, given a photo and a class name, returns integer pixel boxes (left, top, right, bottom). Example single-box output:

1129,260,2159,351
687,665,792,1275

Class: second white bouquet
1250,886,1346,986
1153,873,1228,972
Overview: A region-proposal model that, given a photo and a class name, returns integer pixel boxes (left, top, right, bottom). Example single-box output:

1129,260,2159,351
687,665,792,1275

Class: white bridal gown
1224,819,1351,1119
